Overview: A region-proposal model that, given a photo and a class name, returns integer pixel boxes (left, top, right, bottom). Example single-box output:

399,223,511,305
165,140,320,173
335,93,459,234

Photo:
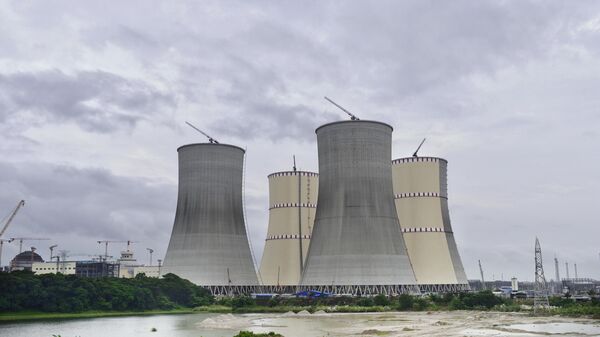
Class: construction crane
9,237,50,253
146,248,154,266
0,200,25,238
324,96,360,120
412,138,427,157
49,244,58,260
97,240,138,259
292,155,297,172
0,239,12,268
185,121,219,143
478,260,486,290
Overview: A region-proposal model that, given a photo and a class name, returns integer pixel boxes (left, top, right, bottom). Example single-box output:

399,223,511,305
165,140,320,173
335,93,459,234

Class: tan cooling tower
259,171,318,286
392,157,468,288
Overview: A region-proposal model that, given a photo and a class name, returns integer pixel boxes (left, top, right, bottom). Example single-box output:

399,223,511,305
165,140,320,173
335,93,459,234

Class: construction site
1,99,598,299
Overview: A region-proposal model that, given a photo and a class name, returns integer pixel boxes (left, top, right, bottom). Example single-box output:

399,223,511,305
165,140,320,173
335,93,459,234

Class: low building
32,261,76,275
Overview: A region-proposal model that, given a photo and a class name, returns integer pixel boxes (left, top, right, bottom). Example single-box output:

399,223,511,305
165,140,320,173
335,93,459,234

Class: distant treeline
0,271,214,312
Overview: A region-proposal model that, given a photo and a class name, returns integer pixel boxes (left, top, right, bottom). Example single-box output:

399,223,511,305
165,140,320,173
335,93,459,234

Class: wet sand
199,311,600,337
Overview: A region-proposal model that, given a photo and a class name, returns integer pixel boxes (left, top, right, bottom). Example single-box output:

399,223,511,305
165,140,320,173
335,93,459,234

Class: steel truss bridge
204,283,471,296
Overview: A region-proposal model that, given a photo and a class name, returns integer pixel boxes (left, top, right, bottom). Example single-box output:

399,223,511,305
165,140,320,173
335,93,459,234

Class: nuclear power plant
392,156,469,292
299,120,417,294
259,169,318,287
162,143,259,290
159,113,472,295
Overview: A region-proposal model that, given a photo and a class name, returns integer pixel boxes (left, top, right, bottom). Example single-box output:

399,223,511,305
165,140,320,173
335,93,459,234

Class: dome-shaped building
10,250,44,271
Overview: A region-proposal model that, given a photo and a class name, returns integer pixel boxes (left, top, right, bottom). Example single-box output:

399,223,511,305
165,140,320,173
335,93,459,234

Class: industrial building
300,120,417,294
162,143,259,288
259,169,319,286
391,156,469,292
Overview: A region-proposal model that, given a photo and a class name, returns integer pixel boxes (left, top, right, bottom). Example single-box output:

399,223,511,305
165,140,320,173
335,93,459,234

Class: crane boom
324,96,360,120
0,200,25,237
412,138,426,157
479,259,486,290
185,121,219,143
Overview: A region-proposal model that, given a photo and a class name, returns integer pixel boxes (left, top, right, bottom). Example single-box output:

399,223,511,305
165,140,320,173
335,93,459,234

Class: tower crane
97,240,138,260
0,200,25,237
146,248,154,266
185,121,219,143
412,138,427,157
324,96,360,120
9,238,50,253
49,244,58,260
0,200,25,267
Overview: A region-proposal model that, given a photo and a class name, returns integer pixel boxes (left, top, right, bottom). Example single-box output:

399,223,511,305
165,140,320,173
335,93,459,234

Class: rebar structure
534,237,549,313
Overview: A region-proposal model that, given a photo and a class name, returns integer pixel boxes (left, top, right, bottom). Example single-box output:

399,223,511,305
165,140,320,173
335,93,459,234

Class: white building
32,261,76,275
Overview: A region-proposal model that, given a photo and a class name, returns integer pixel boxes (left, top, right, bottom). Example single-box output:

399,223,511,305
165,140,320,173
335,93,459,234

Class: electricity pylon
534,237,549,313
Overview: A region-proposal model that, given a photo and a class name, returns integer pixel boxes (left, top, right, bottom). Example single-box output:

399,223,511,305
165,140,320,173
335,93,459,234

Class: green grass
0,308,196,323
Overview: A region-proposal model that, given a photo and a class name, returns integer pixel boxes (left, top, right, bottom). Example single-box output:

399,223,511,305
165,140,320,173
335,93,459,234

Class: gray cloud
1,0,600,281
0,161,176,260
0,70,175,132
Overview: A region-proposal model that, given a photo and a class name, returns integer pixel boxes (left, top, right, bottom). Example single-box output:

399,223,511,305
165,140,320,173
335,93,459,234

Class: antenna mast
413,138,426,157
185,121,219,144
324,96,360,120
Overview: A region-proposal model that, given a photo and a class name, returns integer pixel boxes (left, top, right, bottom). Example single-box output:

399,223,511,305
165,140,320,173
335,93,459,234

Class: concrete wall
392,157,468,285
162,143,258,286
301,121,416,286
259,171,318,285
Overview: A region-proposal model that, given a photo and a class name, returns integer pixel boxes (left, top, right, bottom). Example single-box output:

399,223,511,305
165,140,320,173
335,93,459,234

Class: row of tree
0,271,214,312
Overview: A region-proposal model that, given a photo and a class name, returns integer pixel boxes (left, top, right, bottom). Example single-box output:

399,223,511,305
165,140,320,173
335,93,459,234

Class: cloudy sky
1,1,599,282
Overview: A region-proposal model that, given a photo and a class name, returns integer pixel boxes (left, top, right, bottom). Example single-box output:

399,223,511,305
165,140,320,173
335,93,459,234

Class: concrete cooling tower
162,143,259,287
392,156,469,292
259,170,319,286
300,120,417,294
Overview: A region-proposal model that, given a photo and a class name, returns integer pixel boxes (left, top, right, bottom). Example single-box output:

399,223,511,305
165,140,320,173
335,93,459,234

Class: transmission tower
534,237,549,313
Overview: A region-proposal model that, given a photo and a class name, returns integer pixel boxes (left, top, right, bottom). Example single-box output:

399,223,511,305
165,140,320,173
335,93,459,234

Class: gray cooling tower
300,121,416,286
162,143,258,286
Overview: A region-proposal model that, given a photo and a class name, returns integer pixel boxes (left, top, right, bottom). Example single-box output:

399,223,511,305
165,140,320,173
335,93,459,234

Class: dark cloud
0,70,175,132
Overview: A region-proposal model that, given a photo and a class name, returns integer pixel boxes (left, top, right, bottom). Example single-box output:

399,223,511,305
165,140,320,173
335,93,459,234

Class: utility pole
534,238,549,313
574,263,578,279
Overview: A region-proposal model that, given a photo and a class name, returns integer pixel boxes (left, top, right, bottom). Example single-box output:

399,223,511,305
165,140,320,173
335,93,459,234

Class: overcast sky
1,1,599,282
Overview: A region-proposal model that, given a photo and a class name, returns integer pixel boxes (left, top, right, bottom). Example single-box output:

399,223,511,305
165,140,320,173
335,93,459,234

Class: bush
397,294,414,310
373,294,390,306
234,332,283,337
231,296,255,308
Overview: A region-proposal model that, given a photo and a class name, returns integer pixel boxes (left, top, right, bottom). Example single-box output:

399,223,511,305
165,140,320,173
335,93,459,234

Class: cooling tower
259,171,319,286
300,121,416,288
392,157,468,288
162,143,259,286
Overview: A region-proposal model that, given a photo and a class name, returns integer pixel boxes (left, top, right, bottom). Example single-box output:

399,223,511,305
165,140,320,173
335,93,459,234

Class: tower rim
315,120,393,134
177,143,245,153
267,171,319,178
392,156,448,164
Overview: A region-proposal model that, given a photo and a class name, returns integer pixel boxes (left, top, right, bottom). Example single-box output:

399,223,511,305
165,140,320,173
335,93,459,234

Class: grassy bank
0,308,197,323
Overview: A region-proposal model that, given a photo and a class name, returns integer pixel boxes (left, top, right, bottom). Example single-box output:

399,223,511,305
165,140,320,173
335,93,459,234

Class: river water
1,311,599,337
